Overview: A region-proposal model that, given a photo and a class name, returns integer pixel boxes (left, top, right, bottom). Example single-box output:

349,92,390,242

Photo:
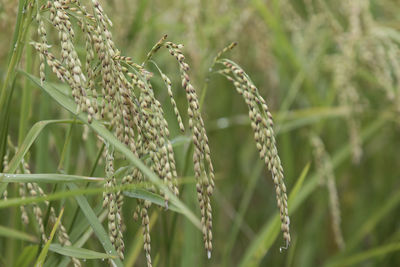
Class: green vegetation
1,0,400,266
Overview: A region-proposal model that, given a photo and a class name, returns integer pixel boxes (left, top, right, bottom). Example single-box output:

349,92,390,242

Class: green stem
68,142,105,232
0,0,32,110
222,160,264,267
18,36,33,147
57,121,76,172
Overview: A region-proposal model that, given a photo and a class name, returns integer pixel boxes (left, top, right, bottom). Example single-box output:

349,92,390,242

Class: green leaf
239,163,310,267
350,192,400,249
35,207,64,267
0,224,37,242
0,181,167,209
290,117,385,213
222,160,264,266
22,71,201,230
124,189,181,213
15,245,39,267
66,183,122,266
56,208,108,267
288,163,311,204
326,242,400,267
0,173,104,183
208,106,349,134
327,191,400,264
239,115,386,267
49,244,115,260
7,119,80,174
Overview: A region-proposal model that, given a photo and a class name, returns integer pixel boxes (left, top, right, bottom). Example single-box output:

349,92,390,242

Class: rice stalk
28,0,216,263
215,48,291,250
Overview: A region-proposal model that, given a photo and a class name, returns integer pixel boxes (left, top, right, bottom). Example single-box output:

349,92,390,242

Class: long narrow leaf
56,209,108,267
49,244,115,260
66,183,122,267
7,119,80,174
35,208,64,267
0,173,103,183
15,245,39,267
0,224,37,242
124,189,181,213
239,116,386,266
239,163,310,267
326,242,400,267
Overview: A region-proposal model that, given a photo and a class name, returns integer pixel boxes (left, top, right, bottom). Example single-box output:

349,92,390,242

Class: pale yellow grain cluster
216,57,290,250
30,0,215,264
165,42,215,258
103,145,124,259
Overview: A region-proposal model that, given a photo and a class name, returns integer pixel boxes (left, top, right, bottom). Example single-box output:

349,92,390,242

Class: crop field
0,0,400,266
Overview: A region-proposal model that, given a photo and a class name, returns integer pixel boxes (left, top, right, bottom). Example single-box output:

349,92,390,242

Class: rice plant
1,0,400,266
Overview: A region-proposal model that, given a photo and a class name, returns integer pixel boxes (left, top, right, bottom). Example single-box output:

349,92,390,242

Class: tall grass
1,0,400,266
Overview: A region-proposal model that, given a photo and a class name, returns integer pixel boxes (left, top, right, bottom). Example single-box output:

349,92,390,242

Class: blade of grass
66,183,122,266
15,245,39,267
35,207,64,267
35,91,53,172
66,140,106,234
2,79,17,266
124,189,181,213
291,116,386,213
326,242,400,267
0,173,104,183
0,0,32,173
239,163,310,267
326,191,400,264
49,244,115,260
208,106,350,134
0,0,31,109
7,119,82,174
0,119,81,196
348,192,400,249
54,208,107,267
18,35,33,147
222,160,264,266
0,182,176,209
239,114,386,266
0,78,13,172
0,224,37,242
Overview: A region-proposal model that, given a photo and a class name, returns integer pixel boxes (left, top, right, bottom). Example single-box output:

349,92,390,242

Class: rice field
0,0,400,266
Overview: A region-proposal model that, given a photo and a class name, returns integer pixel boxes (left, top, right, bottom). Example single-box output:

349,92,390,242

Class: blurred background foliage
1,0,400,266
